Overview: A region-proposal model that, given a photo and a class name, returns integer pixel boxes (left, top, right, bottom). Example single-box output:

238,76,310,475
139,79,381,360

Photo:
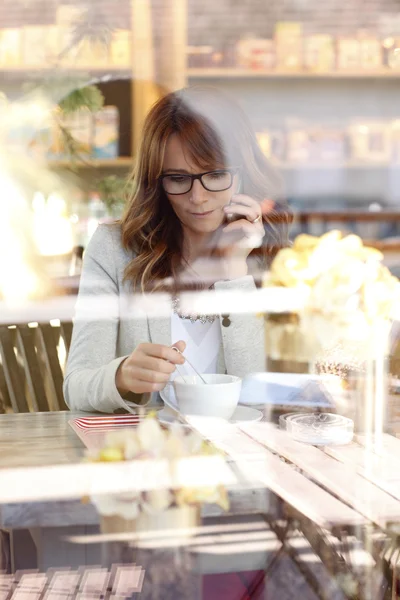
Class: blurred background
2,0,400,298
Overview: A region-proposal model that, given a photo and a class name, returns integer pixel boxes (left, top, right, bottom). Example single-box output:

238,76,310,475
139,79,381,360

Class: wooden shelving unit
187,68,400,80
271,160,400,170
0,65,131,73
0,0,181,158
47,157,134,169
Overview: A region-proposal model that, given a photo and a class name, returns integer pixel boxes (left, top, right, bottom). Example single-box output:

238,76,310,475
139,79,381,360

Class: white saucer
161,374,336,411
158,405,263,427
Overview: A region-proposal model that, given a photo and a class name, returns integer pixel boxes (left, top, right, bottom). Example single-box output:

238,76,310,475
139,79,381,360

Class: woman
64,87,291,413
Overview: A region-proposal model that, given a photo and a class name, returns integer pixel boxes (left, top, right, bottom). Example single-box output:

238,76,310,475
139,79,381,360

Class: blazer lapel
217,339,226,374
146,293,171,347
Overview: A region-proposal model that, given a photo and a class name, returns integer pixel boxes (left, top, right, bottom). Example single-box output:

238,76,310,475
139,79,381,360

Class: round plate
158,405,263,427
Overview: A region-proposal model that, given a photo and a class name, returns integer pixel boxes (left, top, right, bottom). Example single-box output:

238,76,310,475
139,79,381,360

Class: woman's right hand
115,340,186,396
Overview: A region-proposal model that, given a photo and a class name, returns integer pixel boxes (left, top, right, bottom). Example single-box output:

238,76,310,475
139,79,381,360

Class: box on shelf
93,106,119,159
287,123,309,162
236,37,275,70
75,38,109,67
0,28,21,67
110,30,131,66
56,3,87,66
386,39,400,69
187,46,214,68
307,126,347,163
23,26,49,66
348,121,392,162
28,118,53,160
358,33,383,70
337,37,360,70
391,120,400,163
46,110,65,160
257,130,286,162
274,22,303,70
61,109,93,158
5,101,51,156
304,34,335,72
43,25,60,64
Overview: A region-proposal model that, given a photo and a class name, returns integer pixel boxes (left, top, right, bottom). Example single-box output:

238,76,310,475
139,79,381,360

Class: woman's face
162,134,239,237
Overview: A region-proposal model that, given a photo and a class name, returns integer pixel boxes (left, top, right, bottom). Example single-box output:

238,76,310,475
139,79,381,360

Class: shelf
294,211,400,222
47,157,133,169
46,157,400,171
187,68,400,80
270,160,400,170
0,65,132,82
0,65,131,72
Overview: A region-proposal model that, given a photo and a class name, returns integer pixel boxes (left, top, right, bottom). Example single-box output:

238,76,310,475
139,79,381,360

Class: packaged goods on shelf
43,25,60,64
274,22,303,70
287,123,309,163
23,26,48,66
46,109,64,160
110,30,131,66
24,25,61,66
3,100,52,159
0,29,21,67
56,3,87,66
257,119,400,167
270,131,286,162
28,120,52,160
307,126,347,163
6,113,32,156
209,50,224,69
61,109,93,159
391,121,400,162
337,37,360,70
257,130,286,162
358,32,383,70
187,46,214,68
236,37,275,70
304,35,335,72
75,38,109,67
348,121,392,162
220,41,237,67
386,39,400,69
93,106,119,159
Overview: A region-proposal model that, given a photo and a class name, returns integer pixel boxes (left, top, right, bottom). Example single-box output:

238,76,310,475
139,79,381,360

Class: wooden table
2,411,400,598
0,412,84,469
0,412,271,579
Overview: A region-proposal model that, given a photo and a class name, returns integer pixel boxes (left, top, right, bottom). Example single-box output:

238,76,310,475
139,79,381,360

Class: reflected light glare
32,192,74,256
0,167,40,302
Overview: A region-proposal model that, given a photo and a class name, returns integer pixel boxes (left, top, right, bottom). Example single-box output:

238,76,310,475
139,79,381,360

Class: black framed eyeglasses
160,167,240,195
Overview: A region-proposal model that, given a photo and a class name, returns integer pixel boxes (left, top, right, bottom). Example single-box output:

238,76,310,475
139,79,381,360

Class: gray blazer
64,223,265,413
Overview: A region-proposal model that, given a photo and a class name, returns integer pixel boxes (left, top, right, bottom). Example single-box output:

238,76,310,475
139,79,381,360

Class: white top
170,312,221,381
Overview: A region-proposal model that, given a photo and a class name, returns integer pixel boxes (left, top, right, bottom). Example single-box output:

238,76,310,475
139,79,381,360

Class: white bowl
173,374,242,420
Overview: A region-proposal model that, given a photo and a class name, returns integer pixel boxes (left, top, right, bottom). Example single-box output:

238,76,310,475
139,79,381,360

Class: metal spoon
171,346,208,384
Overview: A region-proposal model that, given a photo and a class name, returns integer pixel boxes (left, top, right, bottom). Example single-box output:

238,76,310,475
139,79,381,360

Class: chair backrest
0,321,72,413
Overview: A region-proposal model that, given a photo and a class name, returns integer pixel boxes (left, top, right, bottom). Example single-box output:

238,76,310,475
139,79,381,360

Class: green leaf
97,175,133,217
59,86,104,115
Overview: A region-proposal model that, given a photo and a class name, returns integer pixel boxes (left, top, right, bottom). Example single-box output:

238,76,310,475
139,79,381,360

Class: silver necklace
172,296,217,324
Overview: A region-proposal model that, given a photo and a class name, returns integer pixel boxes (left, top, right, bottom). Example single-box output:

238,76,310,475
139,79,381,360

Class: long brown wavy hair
121,87,292,292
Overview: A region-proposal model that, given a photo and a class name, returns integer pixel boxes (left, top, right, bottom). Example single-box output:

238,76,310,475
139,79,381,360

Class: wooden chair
0,321,73,413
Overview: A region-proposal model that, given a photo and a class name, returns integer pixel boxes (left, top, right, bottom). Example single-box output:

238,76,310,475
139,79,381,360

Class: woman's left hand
216,194,270,279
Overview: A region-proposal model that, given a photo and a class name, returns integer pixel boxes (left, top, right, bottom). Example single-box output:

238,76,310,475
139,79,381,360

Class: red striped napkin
69,414,142,451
